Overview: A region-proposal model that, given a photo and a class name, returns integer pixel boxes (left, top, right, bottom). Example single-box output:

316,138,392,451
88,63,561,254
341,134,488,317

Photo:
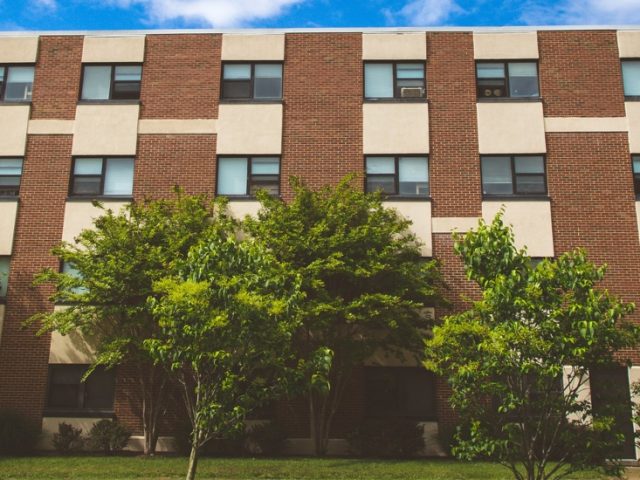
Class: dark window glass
365,367,437,420
81,64,142,101
476,61,539,99
0,66,34,101
481,155,546,196
217,157,280,196
221,63,282,100
0,256,9,298
364,62,426,100
47,365,116,412
70,157,134,197
365,156,429,196
0,158,22,196
633,156,640,195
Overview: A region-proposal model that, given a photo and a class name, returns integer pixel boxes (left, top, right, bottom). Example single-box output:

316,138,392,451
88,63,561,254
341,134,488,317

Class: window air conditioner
400,87,424,98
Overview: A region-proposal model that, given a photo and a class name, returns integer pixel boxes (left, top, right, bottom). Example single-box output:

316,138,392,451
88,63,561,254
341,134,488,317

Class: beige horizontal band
138,119,217,135
544,117,628,133
28,120,75,135
432,217,479,233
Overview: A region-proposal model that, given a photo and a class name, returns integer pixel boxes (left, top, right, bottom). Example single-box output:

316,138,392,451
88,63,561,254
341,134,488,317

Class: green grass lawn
0,456,613,480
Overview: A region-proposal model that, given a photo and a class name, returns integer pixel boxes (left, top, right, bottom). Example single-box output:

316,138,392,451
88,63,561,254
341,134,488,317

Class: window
364,62,426,100
622,60,640,97
481,155,546,196
633,156,640,196
0,256,9,299
221,63,283,100
217,157,280,197
0,65,34,101
365,367,437,420
476,61,539,99
365,156,429,196
46,365,116,413
61,261,87,296
70,157,134,197
80,64,142,101
0,158,22,196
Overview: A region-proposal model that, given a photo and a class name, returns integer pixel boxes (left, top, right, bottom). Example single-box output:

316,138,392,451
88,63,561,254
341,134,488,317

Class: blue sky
2,0,640,31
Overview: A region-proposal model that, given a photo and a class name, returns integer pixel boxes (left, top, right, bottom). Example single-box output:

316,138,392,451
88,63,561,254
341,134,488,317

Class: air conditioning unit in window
417,186,429,195
483,88,503,97
400,87,424,98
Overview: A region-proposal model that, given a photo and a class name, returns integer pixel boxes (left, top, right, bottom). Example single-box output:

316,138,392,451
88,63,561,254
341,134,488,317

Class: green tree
245,177,445,455
29,193,228,455
146,227,301,480
426,212,640,480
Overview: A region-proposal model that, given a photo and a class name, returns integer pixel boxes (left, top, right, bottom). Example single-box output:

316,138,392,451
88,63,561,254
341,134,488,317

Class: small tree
426,212,640,480
245,177,445,455
29,193,226,455
146,227,301,480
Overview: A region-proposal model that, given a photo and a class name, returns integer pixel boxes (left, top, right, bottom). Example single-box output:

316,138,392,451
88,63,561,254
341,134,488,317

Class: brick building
0,26,640,457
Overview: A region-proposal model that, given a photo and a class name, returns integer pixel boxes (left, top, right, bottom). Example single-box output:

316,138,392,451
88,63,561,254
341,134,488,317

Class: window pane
0,257,9,297
514,156,544,174
633,157,640,174
5,66,34,101
72,177,101,195
114,65,141,81
515,175,546,194
509,62,539,97
81,66,111,100
254,64,283,99
104,158,134,196
218,158,248,195
367,175,395,194
249,177,279,196
623,61,640,96
396,63,424,79
251,157,279,175
366,157,395,174
399,157,429,196
47,365,83,409
0,176,20,196
222,80,251,99
364,63,393,98
0,158,22,176
74,158,103,175
223,64,251,80
477,63,505,78
112,82,141,100
477,78,506,98
84,368,116,410
62,262,87,294
482,156,513,195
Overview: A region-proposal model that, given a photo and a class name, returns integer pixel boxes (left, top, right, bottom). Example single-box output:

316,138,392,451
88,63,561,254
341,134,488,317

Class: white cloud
30,0,57,12
385,0,463,26
108,0,305,27
521,0,640,25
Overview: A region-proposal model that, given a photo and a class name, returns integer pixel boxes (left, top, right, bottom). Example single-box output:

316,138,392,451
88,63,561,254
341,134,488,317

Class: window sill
219,99,283,104
477,97,542,103
43,409,115,419
0,100,31,106
364,98,428,104
66,196,133,202
218,195,281,201
77,99,141,106
380,195,431,202
482,195,550,201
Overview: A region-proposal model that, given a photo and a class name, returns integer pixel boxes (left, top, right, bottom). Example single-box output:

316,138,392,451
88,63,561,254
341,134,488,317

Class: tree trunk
139,362,168,456
185,444,199,480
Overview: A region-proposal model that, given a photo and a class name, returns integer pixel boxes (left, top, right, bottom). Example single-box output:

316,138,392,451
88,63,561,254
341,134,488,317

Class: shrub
0,410,39,456
347,418,425,458
53,422,84,454
246,422,288,456
87,419,131,455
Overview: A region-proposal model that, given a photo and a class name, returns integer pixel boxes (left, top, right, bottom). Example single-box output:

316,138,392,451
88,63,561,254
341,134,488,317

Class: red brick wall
140,34,221,120
31,36,83,120
0,136,71,421
427,32,481,217
538,31,626,118
280,33,363,199
134,135,216,199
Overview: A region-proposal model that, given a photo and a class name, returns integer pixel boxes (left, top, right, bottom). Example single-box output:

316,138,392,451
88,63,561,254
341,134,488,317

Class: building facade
1,26,640,457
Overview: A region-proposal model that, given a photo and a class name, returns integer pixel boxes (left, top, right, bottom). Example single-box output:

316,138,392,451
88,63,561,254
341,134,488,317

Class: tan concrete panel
482,200,554,257
363,103,429,154
138,119,217,135
630,366,640,459
0,105,30,155
0,36,39,63
627,102,640,153
72,104,139,155
431,217,479,233
28,119,75,135
49,330,96,364
473,32,539,59
125,436,176,453
62,201,129,244
0,200,18,256
563,365,590,423
544,116,627,133
618,31,640,58
221,34,285,61
82,35,145,63
383,200,432,257
477,102,546,154
362,33,427,60
40,417,106,450
226,200,261,219
217,104,282,154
